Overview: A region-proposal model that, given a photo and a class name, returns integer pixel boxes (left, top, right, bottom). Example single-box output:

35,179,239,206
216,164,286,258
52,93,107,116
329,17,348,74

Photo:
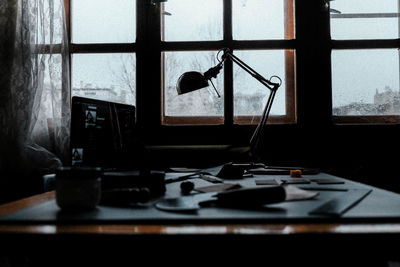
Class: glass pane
233,50,287,118
332,49,400,116
163,51,224,117
162,0,223,41
330,0,399,39
233,0,291,40
72,0,136,43
72,53,136,105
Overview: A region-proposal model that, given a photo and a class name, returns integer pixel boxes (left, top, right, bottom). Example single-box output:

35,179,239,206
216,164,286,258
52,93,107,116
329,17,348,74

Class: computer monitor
70,96,138,170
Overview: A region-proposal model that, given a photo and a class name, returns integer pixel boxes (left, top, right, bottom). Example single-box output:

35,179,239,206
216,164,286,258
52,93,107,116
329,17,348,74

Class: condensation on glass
232,0,289,40
71,0,136,43
161,0,295,125
330,0,400,122
163,51,224,118
233,50,287,119
332,49,400,116
162,0,223,41
72,53,136,105
330,0,399,40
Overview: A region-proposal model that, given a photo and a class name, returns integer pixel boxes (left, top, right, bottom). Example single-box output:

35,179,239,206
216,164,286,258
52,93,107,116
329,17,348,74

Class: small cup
55,167,102,211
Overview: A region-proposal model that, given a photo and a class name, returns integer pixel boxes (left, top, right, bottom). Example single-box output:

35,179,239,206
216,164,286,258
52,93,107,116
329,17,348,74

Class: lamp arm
220,48,281,161
249,90,276,156
221,49,281,92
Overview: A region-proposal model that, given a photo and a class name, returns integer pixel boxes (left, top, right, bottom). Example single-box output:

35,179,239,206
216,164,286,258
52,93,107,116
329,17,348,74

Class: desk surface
0,190,400,242
1,172,400,263
2,172,400,223
1,189,400,235
1,172,400,232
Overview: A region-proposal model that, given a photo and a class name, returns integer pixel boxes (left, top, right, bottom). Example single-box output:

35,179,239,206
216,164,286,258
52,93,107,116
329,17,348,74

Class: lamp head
176,71,209,95
176,63,223,95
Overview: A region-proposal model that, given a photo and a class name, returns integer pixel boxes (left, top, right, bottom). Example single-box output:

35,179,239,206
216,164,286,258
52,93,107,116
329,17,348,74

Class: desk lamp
176,48,282,160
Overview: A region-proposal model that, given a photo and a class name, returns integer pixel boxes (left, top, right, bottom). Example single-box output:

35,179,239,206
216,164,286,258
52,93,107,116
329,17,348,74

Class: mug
55,167,103,211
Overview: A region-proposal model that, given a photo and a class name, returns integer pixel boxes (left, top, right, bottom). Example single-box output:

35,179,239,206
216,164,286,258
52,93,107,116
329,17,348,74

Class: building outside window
330,0,400,123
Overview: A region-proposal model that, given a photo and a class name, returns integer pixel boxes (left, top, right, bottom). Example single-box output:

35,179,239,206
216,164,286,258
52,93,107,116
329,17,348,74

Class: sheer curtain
0,0,70,182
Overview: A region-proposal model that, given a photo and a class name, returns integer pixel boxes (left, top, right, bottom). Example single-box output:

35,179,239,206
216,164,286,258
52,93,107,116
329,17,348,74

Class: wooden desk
0,189,400,266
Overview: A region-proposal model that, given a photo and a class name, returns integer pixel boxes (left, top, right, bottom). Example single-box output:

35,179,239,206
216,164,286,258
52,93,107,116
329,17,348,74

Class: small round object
180,181,194,195
290,169,302,178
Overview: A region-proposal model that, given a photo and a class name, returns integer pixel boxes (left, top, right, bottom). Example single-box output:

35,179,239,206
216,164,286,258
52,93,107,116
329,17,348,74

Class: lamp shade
176,71,209,95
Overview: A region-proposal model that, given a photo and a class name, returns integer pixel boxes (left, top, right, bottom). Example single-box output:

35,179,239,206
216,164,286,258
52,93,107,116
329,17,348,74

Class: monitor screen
70,96,138,170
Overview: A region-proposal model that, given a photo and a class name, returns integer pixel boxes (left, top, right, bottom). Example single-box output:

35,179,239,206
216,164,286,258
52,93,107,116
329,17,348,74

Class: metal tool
155,186,286,212
155,185,318,212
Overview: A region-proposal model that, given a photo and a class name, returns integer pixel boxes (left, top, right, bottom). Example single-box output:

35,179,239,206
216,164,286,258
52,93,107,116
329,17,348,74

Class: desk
0,174,400,266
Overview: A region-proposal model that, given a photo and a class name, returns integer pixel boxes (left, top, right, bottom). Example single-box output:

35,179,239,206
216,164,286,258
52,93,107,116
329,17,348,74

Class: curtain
0,0,70,185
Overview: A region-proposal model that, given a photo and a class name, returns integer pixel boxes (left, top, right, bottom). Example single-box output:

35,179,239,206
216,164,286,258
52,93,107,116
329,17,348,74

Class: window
65,0,295,128
64,1,400,134
330,0,400,123
161,0,296,125
68,0,137,106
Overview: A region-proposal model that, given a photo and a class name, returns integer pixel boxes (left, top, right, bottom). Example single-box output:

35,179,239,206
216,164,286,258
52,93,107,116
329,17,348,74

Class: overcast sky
70,0,400,113
331,0,399,107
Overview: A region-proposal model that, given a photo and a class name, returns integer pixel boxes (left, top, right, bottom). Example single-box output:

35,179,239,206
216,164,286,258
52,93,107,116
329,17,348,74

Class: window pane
233,50,287,119
163,51,224,118
72,53,136,105
162,0,222,41
330,0,399,40
332,49,400,116
233,0,291,40
72,0,136,43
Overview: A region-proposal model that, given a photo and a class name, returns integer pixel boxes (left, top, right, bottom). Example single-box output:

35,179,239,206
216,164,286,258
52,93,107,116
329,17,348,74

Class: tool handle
216,186,286,207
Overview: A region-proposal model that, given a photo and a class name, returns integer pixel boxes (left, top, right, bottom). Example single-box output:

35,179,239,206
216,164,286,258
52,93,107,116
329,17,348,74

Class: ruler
309,189,372,217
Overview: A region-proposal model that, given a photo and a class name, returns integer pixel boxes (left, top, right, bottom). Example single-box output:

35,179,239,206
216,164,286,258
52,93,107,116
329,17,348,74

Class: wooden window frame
64,0,296,128
330,9,400,124
62,1,400,133
63,0,137,107
160,0,297,125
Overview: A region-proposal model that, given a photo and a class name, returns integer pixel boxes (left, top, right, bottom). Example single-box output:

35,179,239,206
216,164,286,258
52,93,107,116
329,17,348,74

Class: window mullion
284,0,296,122
295,0,328,126
223,0,233,126
136,0,162,128
64,0,72,112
